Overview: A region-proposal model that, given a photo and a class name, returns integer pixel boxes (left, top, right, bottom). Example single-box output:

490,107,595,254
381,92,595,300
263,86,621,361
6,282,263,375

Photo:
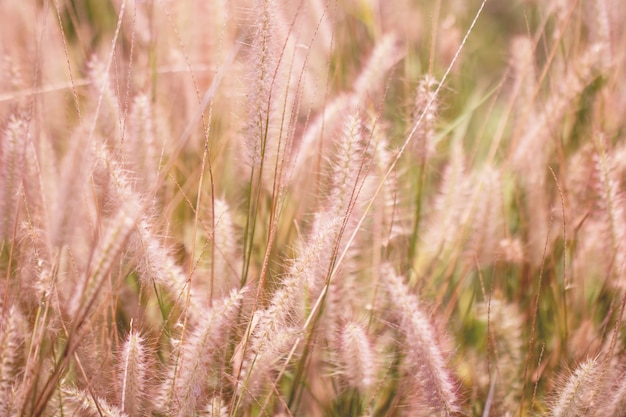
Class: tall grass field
1,0,626,415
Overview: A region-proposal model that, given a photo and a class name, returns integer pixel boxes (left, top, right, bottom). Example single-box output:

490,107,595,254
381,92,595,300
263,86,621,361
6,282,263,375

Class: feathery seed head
63,386,128,417
353,32,404,100
411,75,438,162
1,114,27,240
550,357,601,417
382,263,459,416
336,319,377,393
0,305,25,416
160,287,246,416
119,330,149,416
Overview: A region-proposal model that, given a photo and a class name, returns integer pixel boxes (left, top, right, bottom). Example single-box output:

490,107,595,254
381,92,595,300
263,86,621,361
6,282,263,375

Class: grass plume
1,0,625,415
